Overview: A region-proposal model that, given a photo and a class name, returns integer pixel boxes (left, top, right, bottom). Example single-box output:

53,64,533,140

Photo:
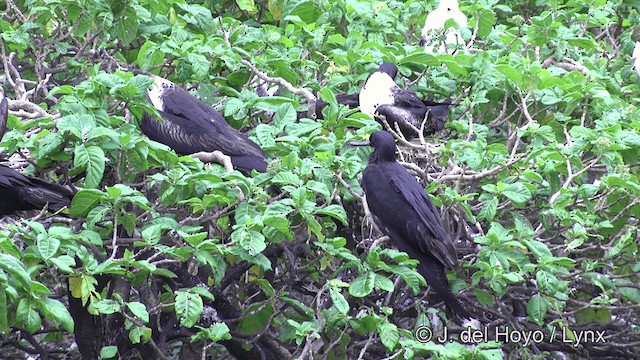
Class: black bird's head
378,62,398,80
349,130,396,163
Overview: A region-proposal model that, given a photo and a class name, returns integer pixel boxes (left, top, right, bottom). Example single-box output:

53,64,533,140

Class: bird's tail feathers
231,155,268,174
23,177,75,211
418,255,474,321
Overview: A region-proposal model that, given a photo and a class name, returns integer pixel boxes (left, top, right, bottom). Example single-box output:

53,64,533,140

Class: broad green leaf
378,322,399,351
16,299,41,334
0,254,32,288
175,291,204,328
70,189,105,217
349,272,376,298
126,302,149,323
74,145,106,188
238,303,274,335
129,325,152,344
37,236,60,260
100,346,118,359
527,294,547,326
329,287,349,314
37,298,74,332
0,287,7,332
477,196,498,222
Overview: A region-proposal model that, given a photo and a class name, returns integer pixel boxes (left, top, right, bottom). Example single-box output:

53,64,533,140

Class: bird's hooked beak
348,140,371,147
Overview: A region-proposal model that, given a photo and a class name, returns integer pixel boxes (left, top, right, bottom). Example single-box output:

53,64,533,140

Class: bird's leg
191,151,234,172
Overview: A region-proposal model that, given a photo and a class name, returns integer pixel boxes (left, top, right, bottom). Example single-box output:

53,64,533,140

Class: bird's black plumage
351,131,471,319
376,98,452,138
0,165,74,215
0,89,74,215
138,73,268,174
359,63,451,139
314,93,360,119
0,89,7,139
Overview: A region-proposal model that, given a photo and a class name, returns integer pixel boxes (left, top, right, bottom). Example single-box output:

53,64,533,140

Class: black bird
0,89,7,137
350,130,471,319
137,72,268,174
359,63,452,139
0,166,74,215
314,93,360,119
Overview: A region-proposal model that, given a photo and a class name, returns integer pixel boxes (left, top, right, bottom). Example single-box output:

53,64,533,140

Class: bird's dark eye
447,7,451,11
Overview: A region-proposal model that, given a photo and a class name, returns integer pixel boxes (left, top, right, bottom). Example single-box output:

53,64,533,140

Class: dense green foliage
1,0,639,358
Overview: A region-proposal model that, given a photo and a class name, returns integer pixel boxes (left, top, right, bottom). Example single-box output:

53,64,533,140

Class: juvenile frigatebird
632,32,640,78
419,0,467,54
137,72,268,174
359,63,452,139
351,130,471,319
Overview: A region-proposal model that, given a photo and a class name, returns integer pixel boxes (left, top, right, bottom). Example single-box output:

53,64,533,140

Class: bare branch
241,59,317,119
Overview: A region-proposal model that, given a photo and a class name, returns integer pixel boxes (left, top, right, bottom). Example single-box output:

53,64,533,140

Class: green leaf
474,289,494,306
477,196,498,222
126,302,150,323
524,240,553,261
500,182,532,204
90,299,121,315
477,10,496,38
99,346,118,359
114,7,138,46
329,287,349,314
175,291,204,328
527,294,547,326
37,235,60,260
0,254,32,288
378,322,399,351
194,322,232,342
314,204,348,225
70,189,105,217
57,114,95,139
0,287,7,332
238,303,274,335
232,228,267,255
374,274,395,292
187,53,210,79
74,145,106,188
37,298,74,332
349,272,375,298
16,299,41,334
273,103,298,129
129,325,152,344
236,0,257,12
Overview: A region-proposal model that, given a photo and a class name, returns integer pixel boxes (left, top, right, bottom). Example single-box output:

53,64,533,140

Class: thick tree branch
241,59,317,119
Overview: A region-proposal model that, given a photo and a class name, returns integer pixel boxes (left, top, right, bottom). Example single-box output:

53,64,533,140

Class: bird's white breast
422,0,467,54
359,72,397,117
633,40,640,77
147,75,175,112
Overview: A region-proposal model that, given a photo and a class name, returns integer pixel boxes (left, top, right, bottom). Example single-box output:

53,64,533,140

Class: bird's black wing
387,163,457,268
153,87,266,159
362,163,457,268
0,92,8,140
391,88,426,109
315,93,360,120
0,166,73,214
335,93,360,108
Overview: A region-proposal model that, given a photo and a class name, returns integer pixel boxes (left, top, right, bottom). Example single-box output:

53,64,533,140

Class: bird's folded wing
391,88,426,109
390,175,458,268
